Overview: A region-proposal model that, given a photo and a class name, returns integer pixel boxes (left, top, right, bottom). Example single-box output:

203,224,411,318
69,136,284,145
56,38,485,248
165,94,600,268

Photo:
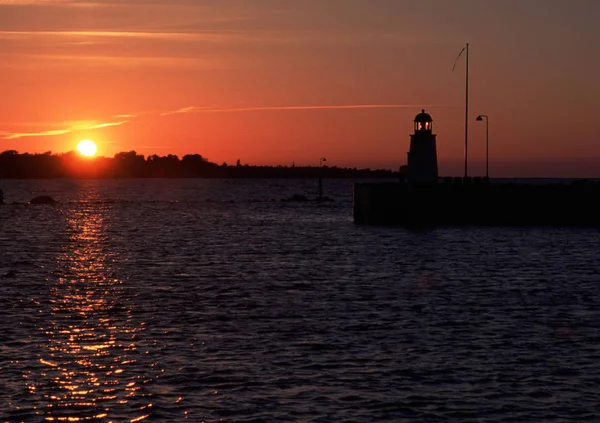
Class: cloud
4,128,71,139
160,104,452,115
3,119,128,139
0,0,73,3
0,30,232,41
89,121,128,129
2,103,455,140
160,105,218,116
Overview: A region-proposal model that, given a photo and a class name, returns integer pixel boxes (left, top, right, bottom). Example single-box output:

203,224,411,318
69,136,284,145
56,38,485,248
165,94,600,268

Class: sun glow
77,140,97,157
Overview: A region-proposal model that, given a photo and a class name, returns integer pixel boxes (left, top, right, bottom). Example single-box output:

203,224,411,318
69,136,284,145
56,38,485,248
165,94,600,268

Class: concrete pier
354,179,600,227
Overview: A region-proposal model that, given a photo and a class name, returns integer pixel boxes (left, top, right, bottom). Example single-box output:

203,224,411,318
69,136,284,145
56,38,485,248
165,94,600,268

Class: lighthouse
407,109,438,184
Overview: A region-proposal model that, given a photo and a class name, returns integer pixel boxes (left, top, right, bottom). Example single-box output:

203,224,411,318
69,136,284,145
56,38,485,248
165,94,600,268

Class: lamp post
318,157,327,200
476,115,489,178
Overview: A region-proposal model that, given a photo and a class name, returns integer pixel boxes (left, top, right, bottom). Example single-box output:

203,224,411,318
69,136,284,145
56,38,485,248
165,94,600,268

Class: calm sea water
1,178,600,422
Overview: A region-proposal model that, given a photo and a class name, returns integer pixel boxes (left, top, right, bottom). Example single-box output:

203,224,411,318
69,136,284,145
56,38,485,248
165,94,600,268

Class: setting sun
77,140,97,157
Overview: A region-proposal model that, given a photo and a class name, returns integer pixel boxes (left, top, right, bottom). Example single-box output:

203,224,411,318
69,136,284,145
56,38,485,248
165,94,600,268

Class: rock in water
30,195,57,205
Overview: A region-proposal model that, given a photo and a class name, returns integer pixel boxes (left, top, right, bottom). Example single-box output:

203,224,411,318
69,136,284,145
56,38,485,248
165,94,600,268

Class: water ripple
1,179,600,421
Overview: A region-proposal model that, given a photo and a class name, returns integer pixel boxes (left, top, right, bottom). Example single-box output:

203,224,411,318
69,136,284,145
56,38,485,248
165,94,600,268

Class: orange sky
1,0,599,177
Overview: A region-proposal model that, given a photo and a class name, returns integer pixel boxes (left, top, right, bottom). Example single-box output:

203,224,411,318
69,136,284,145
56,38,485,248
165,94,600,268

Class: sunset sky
1,0,599,177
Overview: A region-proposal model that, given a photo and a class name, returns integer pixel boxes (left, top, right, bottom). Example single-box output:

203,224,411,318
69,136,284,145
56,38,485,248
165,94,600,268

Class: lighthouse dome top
414,109,433,123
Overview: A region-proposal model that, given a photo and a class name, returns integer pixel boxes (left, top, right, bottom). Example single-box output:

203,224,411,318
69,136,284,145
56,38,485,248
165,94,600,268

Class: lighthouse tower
407,109,438,184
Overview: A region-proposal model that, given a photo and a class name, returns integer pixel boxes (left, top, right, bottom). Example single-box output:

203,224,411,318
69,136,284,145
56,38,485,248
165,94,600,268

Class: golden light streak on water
24,202,155,422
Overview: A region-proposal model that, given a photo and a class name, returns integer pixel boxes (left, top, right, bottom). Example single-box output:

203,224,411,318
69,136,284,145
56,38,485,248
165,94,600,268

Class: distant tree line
0,150,398,179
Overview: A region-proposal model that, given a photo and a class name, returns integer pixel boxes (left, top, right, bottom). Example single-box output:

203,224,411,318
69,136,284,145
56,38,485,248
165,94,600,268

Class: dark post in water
318,157,327,200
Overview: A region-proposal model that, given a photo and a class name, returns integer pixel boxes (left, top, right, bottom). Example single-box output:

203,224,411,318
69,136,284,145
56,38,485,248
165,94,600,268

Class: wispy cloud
4,128,71,139
160,105,218,116
0,0,74,4
3,119,128,139
0,30,232,41
89,120,128,129
2,103,454,140
160,104,451,115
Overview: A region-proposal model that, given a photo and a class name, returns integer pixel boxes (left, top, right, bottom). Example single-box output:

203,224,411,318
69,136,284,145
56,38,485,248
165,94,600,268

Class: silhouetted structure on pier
354,109,600,227
407,109,438,184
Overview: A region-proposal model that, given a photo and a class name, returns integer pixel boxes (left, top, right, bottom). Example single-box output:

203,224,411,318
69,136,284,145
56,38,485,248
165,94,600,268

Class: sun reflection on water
26,203,154,422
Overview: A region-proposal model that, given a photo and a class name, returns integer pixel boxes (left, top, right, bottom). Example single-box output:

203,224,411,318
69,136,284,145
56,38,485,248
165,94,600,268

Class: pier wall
354,180,600,227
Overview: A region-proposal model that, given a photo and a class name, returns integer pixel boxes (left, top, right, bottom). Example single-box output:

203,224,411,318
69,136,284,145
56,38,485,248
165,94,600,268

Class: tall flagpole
453,42,469,178
465,43,469,178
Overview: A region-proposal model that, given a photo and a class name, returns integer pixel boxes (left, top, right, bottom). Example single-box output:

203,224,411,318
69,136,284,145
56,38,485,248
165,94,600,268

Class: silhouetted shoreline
0,150,397,179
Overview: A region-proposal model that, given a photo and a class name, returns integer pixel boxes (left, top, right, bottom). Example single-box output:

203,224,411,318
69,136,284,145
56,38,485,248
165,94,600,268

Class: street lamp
476,115,489,178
